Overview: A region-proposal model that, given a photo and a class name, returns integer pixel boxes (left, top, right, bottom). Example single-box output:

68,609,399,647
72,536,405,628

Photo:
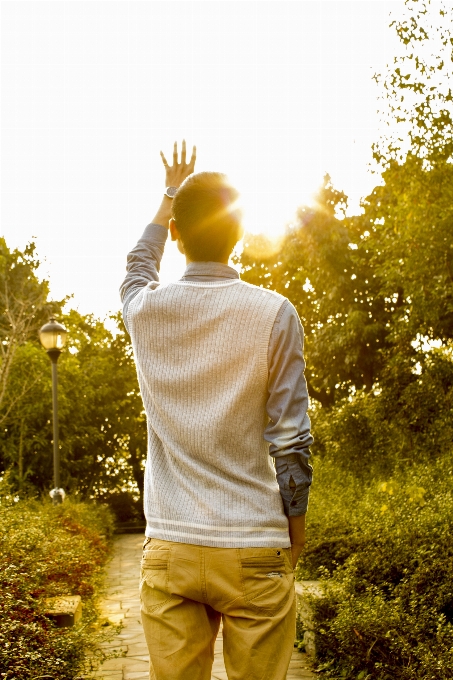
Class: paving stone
104,613,125,625
117,633,146,643
124,609,142,619
125,655,150,664
121,661,149,672
96,657,125,671
116,628,142,634
102,602,123,613
212,662,227,672
118,596,141,606
126,643,150,656
108,584,138,601
120,579,140,588
92,671,123,679
102,592,122,601
98,642,128,653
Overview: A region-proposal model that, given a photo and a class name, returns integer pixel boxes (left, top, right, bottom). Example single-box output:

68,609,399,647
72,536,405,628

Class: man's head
169,172,243,263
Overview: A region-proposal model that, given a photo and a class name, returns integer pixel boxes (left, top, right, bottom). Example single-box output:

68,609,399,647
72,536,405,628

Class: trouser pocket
239,549,293,615
140,546,173,614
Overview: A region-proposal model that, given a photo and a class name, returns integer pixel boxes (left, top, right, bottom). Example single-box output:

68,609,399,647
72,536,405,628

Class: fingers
162,141,196,171
160,150,169,168
189,145,197,171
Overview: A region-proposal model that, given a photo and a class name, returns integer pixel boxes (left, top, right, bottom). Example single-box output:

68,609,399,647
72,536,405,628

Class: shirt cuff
275,451,312,516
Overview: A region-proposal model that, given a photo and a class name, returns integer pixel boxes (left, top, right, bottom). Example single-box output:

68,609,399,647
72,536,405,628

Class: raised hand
160,140,196,189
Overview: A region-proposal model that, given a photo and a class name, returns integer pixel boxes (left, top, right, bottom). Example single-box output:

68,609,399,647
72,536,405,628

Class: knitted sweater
127,278,291,548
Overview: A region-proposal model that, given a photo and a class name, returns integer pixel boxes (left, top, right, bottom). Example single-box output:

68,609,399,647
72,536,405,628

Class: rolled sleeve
275,451,312,516
265,300,313,516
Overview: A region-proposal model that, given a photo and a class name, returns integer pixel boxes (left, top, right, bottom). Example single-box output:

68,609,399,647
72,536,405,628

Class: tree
373,0,453,165
0,238,61,429
241,0,453,410
361,156,453,346
240,176,393,406
0,239,147,515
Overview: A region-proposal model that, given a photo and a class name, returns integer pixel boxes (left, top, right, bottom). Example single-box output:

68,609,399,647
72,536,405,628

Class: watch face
166,186,178,198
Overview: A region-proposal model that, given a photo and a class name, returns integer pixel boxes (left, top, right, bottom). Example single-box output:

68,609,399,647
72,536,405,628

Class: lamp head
39,317,68,355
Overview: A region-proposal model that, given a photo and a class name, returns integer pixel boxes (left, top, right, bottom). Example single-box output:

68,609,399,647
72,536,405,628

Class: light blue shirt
120,224,313,515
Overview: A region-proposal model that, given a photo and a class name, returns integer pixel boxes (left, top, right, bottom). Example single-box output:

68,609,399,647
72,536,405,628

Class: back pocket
140,548,172,614
240,552,292,614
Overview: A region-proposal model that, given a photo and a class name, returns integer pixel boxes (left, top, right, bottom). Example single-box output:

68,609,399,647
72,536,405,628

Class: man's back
128,278,290,547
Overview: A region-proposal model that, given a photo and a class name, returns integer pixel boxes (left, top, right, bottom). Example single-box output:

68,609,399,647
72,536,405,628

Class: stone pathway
95,534,315,680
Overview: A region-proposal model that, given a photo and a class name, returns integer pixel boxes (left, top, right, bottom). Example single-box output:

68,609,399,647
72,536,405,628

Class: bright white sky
1,1,403,321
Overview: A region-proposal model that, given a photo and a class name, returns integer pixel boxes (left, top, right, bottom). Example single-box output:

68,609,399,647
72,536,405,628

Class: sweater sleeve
119,223,168,330
265,300,313,516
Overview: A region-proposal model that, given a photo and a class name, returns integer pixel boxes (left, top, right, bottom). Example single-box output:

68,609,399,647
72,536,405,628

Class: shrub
298,451,453,679
0,490,116,680
311,347,453,480
102,490,143,524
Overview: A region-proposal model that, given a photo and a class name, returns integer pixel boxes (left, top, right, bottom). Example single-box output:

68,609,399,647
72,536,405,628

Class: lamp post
39,317,68,504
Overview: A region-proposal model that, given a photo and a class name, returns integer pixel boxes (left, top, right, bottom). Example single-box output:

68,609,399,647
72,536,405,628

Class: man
120,141,313,680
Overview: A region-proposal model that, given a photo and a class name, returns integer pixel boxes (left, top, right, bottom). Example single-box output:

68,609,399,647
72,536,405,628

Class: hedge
297,449,453,679
0,489,116,680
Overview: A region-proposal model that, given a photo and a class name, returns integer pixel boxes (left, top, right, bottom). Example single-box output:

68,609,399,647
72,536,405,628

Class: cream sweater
127,278,291,548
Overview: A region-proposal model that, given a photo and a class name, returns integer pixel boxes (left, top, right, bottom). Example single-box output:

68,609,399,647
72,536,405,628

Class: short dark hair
171,172,242,262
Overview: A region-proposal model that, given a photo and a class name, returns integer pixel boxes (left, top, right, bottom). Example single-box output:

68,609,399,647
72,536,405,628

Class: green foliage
300,343,453,678
241,153,453,410
311,344,453,476
0,491,116,680
373,0,453,165
298,449,453,679
241,175,390,406
241,3,453,677
0,237,63,431
0,237,147,511
362,155,453,345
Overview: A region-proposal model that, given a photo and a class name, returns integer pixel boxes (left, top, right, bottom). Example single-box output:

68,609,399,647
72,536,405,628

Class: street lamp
39,317,68,504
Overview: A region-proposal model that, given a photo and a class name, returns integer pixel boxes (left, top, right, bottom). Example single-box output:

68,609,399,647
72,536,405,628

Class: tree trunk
18,418,24,492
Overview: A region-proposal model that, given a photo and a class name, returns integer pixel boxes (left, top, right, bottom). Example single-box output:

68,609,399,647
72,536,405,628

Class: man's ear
169,218,186,255
169,218,178,242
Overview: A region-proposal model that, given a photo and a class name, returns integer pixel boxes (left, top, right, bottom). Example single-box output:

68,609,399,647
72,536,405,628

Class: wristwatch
165,186,178,199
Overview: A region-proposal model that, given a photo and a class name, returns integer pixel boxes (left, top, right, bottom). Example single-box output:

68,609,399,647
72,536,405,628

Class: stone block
294,581,324,660
121,661,149,672
44,595,82,628
96,657,125,671
92,671,123,679
126,642,149,657
106,612,125,624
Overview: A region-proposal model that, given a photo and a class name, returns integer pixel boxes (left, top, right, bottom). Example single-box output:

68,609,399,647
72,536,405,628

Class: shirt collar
181,262,240,280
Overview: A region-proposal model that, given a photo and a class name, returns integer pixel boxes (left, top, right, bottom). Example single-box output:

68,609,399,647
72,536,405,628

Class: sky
1,1,403,321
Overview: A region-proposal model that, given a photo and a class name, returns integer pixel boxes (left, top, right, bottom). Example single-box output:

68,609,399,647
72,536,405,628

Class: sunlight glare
227,171,319,238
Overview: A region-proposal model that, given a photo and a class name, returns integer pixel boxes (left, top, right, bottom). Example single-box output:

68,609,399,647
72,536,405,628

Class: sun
231,177,319,238
157,166,321,286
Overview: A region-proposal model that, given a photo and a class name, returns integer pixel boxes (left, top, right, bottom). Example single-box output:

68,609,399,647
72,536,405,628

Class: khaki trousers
140,538,296,680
